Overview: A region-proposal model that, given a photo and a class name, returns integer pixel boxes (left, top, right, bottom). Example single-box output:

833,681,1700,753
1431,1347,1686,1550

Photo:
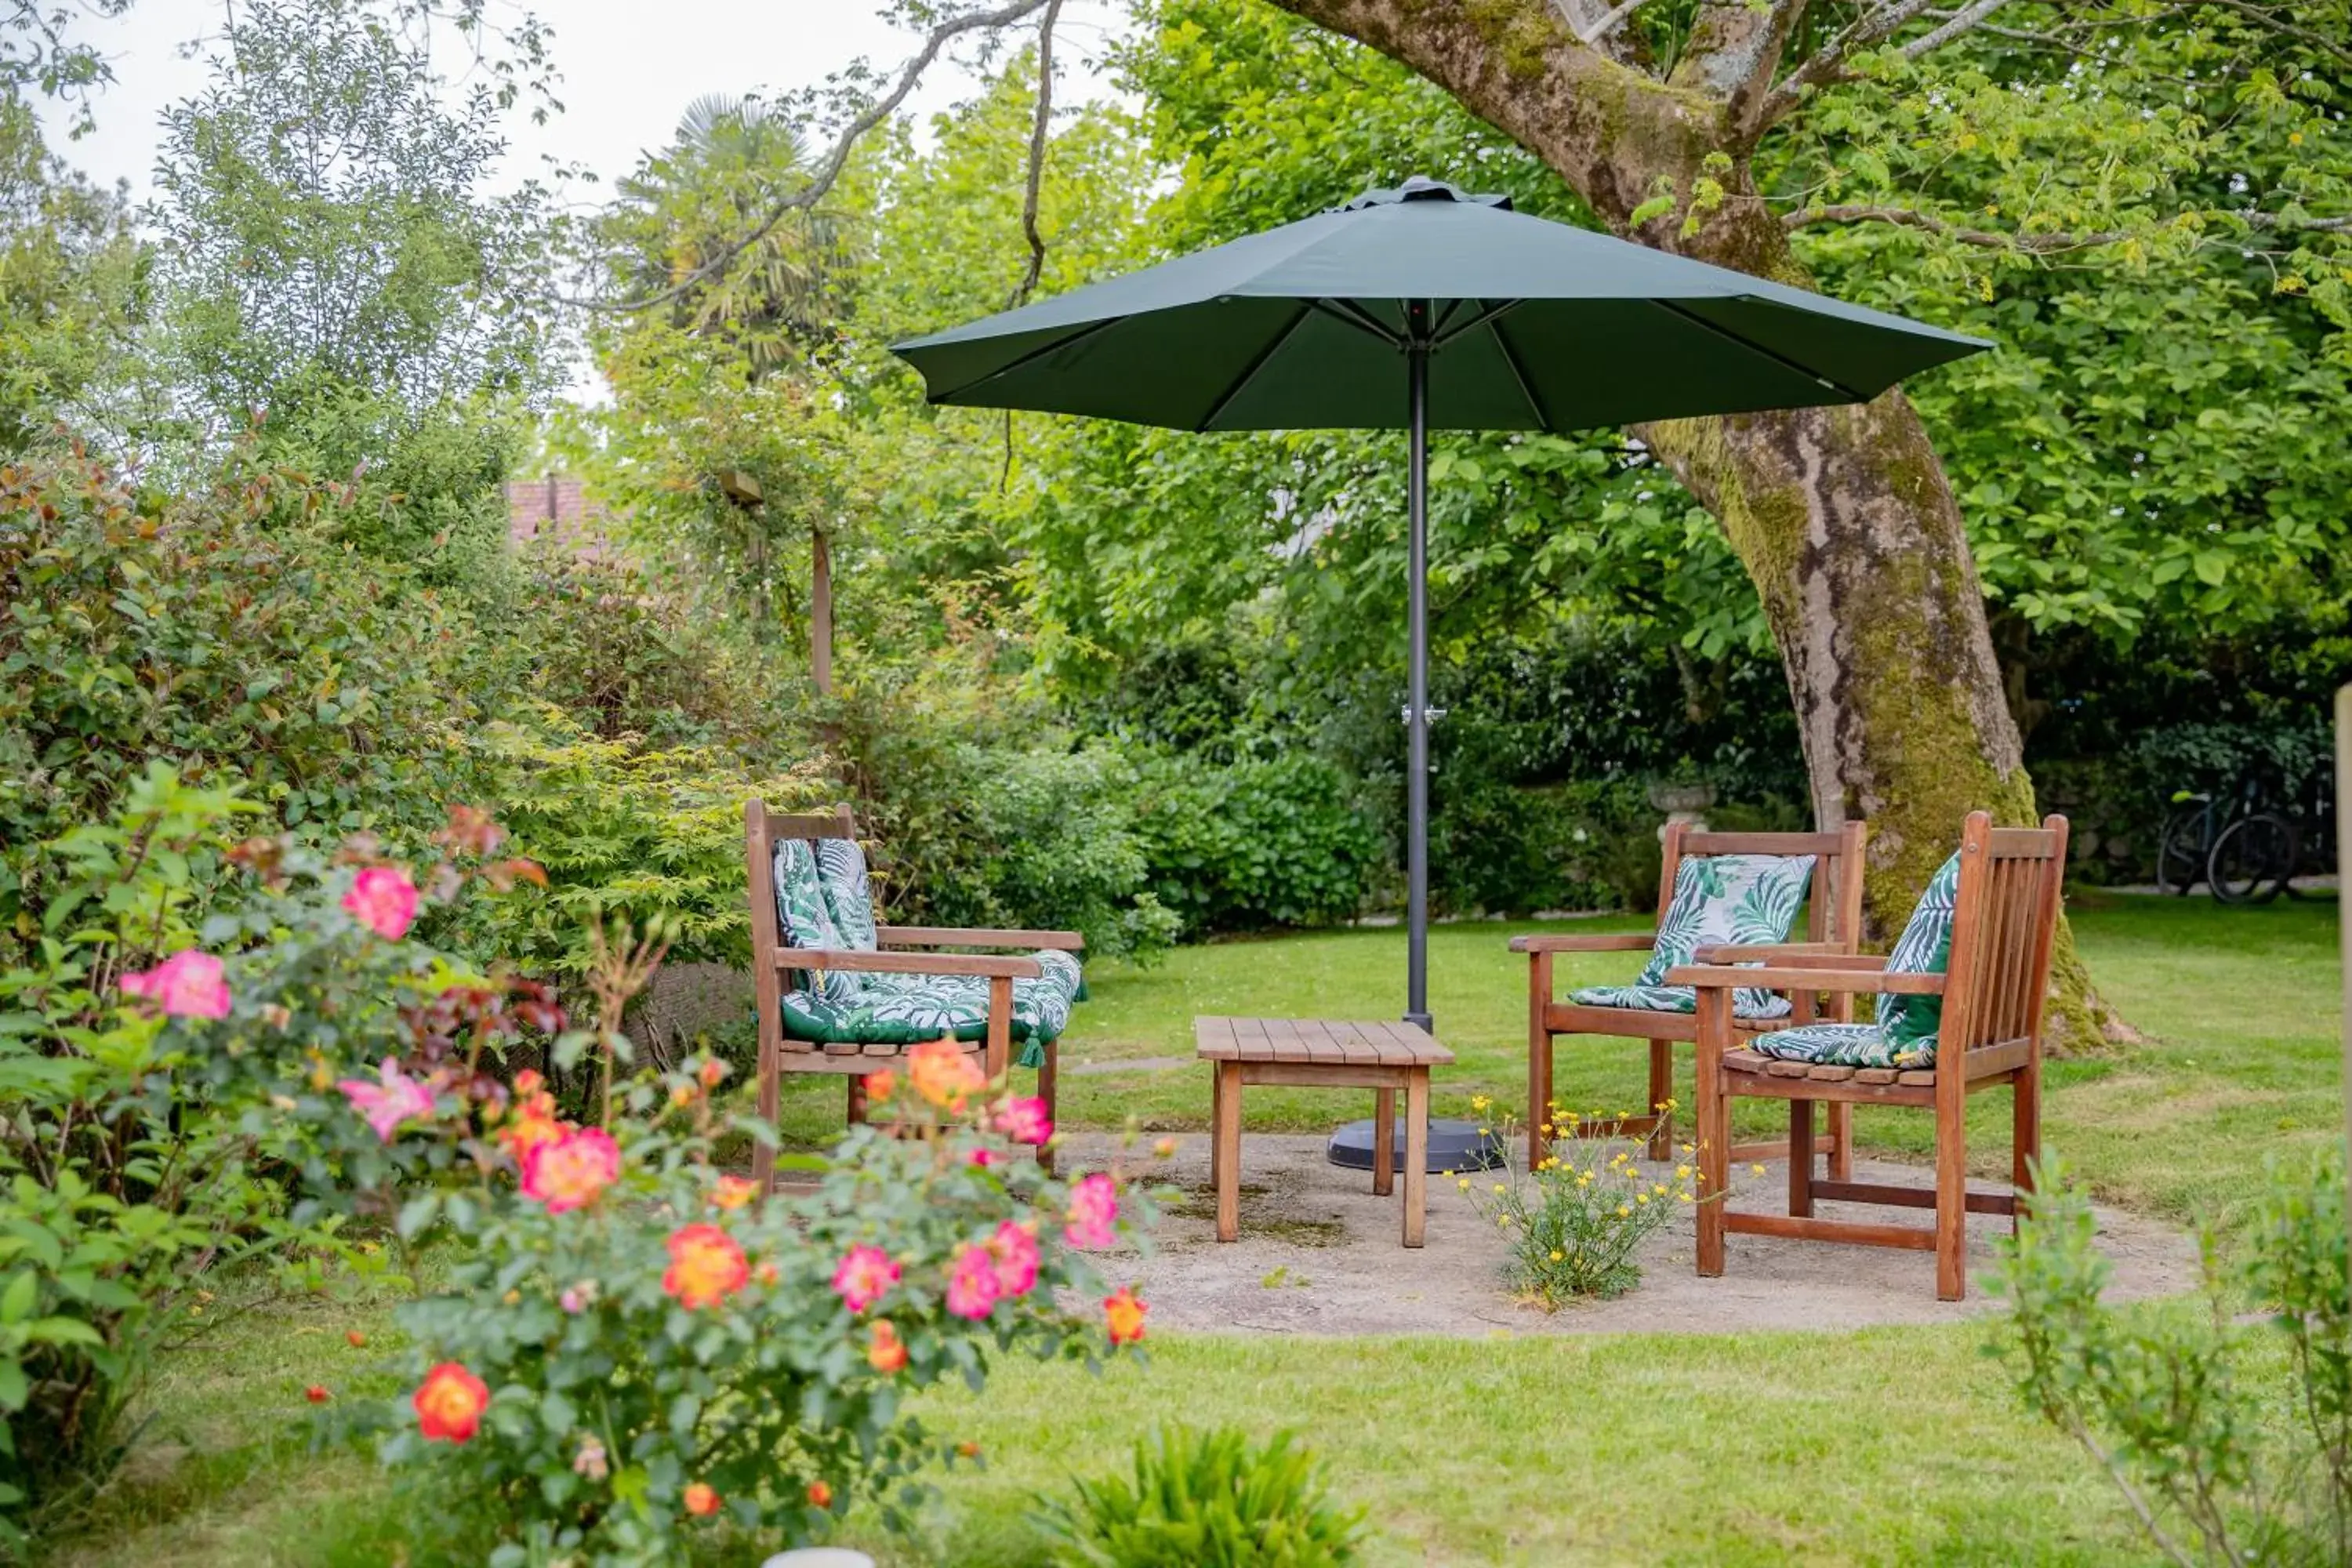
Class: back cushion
772,839,860,1002
1874,851,1962,1051
813,837,879,952
1636,853,1817,986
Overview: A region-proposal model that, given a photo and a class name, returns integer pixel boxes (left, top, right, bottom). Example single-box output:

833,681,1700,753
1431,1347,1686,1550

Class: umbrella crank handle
1397,706,1449,724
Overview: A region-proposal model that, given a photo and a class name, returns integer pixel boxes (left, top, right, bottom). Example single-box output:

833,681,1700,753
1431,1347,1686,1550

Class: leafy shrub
1127,752,1378,933
1033,1424,1367,1567
456,717,828,994
1995,1152,2350,1566
1458,1099,1708,1305
0,448,485,945
0,768,540,1541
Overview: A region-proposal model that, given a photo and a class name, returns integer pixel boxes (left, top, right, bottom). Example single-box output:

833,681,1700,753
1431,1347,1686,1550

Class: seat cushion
1630,852,1816,1016
772,840,861,1003
780,949,1082,1069
1748,1020,1931,1070
1567,983,1794,1021
1872,851,1962,1056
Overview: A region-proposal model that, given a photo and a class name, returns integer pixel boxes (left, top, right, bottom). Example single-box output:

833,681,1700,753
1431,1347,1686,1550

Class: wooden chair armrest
1692,946,1887,969
777,949,1044,980
1663,964,1944,995
876,924,1083,952
1507,934,1657,954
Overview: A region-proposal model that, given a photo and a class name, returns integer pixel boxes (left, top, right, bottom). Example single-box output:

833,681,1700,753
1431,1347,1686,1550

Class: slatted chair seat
1676,811,2069,1301
1513,822,1869,1170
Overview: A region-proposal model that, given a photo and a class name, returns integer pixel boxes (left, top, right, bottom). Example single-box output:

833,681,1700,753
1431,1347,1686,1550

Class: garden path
1050,1132,2199,1337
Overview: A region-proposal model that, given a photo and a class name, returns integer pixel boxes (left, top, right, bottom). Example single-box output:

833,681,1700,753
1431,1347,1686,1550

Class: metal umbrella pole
1403,297,1433,1033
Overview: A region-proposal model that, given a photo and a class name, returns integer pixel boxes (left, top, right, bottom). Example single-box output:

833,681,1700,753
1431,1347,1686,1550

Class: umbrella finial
1341,176,1513,212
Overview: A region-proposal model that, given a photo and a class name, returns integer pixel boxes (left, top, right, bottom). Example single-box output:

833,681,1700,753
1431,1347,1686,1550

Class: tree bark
1269,0,2110,1043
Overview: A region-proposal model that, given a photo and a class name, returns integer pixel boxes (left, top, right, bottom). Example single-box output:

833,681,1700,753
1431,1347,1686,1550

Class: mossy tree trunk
1270,0,2110,1042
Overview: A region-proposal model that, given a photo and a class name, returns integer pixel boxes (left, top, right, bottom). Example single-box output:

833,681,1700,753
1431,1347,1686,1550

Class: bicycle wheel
2208,812,2298,906
2156,804,2209,895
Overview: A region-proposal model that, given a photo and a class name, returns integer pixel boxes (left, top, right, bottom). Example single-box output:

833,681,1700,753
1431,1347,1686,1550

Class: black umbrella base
1326,1117,1508,1174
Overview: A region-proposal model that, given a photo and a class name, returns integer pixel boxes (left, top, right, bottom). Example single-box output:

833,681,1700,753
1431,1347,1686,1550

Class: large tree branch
587,0,1051,314
1008,0,1062,310
1900,0,2011,59
1757,0,1942,127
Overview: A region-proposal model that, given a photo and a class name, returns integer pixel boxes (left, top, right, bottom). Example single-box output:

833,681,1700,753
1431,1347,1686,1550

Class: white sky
39,0,1127,205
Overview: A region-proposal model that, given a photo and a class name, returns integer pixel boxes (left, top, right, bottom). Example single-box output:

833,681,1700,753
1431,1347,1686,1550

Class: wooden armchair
1675,811,2068,1301
1512,822,1868,1171
744,800,1083,1191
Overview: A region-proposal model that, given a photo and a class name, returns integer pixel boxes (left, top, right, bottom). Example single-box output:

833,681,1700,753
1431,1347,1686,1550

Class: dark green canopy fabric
891,176,1990,433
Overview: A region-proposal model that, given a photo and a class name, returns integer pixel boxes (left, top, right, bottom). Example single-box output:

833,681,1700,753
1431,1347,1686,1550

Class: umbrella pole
1405,300,1432,1033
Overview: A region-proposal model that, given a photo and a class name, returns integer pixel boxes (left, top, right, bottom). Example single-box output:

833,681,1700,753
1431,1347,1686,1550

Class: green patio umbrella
892,175,1989,1033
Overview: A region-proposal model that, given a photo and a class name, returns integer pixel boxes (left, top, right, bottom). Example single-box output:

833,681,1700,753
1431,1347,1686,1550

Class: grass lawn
56,895,2343,1566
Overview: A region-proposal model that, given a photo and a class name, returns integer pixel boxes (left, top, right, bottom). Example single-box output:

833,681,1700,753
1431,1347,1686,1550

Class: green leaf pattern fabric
1754,850,1964,1069
774,833,1084,1069
779,949,1082,1070
1873,850,1961,1054
813,838,878,952
772,840,861,1003
1746,1021,1910,1069
1566,983,1794,1020
1586,852,1815,1017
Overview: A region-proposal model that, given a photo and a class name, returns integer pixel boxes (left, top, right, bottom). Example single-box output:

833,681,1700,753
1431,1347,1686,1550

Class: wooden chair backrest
1939,811,2069,1058
1657,820,1870,949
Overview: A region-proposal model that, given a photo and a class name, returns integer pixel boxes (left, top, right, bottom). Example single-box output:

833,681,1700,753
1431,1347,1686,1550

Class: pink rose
945,1243,1000,1320
336,1057,436,1142
520,1127,620,1214
989,1220,1039,1298
829,1244,901,1314
119,949,231,1020
343,866,419,941
1064,1172,1119,1250
991,1095,1052,1147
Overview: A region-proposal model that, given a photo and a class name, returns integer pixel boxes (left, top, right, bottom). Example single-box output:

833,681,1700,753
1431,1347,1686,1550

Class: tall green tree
147,0,557,566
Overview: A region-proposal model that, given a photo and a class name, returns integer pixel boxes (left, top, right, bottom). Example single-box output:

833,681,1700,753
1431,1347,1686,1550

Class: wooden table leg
1207,1062,1223,1197
1372,1087,1396,1196
1403,1069,1429,1247
1214,1061,1242,1243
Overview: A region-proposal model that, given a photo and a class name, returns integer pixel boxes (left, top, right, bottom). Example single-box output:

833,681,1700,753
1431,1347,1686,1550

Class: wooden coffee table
1193,1016,1455,1248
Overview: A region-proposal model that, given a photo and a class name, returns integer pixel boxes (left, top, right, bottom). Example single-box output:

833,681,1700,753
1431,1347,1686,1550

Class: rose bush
328,1033,1160,1566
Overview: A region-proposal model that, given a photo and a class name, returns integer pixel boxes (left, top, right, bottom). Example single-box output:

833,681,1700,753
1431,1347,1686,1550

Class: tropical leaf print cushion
772,839,860,1003
778,949,1083,1070
1577,852,1815,1016
1872,850,1962,1055
1754,849,1964,1069
1566,982,1794,1019
813,837,880,952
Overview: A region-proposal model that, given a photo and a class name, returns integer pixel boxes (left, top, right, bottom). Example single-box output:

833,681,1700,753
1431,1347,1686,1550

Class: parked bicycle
2157,760,2336,905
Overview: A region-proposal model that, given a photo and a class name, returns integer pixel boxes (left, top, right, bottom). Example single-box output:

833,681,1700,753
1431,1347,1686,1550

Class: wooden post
1527,950,1553,1171
1215,1062,1243,1243
1403,1069,1429,1247
1693,986,1728,1277
1646,1038,1673,1160
811,526,834,695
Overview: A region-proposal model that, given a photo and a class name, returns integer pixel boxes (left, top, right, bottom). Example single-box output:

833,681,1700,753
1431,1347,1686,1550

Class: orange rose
683,1481,720,1517
906,1036,985,1110
413,1362,490,1443
699,1058,728,1090
866,1318,908,1374
1104,1286,1149,1347
662,1223,749,1310
864,1068,896,1103
711,1174,757,1210
304,1384,329,1404
807,1479,833,1509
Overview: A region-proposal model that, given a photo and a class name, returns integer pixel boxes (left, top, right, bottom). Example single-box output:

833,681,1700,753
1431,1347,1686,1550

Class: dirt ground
1052,1131,2200,1336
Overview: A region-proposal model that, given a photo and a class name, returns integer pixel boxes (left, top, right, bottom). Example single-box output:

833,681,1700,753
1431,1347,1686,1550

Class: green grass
52,895,2346,1566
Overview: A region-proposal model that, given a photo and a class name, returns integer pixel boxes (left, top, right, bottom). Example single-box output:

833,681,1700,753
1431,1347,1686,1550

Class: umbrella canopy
894,177,1987,434
891,176,1991,1032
